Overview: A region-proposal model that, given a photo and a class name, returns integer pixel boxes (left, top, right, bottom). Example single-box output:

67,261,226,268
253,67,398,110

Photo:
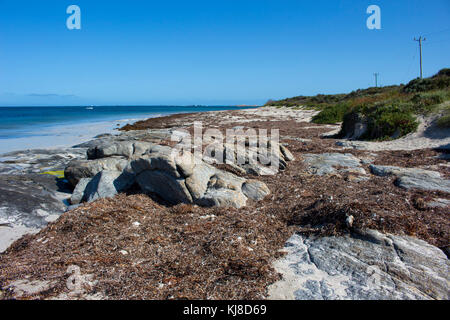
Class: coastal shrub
403,69,450,93
311,103,352,124
410,92,445,114
354,104,419,140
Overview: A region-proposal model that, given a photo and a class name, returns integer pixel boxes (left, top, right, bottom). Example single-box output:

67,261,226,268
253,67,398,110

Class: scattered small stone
346,215,354,228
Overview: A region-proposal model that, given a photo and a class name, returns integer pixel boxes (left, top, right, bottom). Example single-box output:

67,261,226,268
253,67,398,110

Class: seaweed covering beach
0,107,449,300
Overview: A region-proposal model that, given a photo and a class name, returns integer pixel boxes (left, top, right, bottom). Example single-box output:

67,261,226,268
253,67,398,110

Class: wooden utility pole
414,36,426,79
374,73,379,87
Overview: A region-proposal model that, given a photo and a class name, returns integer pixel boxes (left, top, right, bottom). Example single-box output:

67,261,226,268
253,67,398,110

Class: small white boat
86,106,94,110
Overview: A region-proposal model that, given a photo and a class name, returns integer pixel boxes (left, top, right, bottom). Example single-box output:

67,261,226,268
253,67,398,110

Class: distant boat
86,106,94,110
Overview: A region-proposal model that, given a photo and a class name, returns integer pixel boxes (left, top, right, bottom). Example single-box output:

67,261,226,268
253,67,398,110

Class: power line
426,37,450,45
422,27,450,38
403,51,417,84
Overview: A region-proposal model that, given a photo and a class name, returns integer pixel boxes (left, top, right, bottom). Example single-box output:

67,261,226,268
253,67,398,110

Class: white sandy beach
0,116,162,155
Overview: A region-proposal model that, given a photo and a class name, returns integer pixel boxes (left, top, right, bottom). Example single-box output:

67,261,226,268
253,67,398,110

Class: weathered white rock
268,229,449,300
370,165,450,193
303,153,364,176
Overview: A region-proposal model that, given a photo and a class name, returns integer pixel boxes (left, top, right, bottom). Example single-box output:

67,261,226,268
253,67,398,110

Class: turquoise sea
0,106,255,139
0,105,256,153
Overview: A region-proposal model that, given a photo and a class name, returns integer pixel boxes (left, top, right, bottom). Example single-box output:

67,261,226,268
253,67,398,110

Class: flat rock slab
268,230,449,300
0,174,67,229
303,153,365,176
370,165,450,193
0,148,87,175
0,173,68,253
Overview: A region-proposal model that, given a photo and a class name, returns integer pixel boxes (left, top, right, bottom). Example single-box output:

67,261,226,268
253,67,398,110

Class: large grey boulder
137,161,249,208
184,163,217,201
65,157,130,187
136,170,193,204
65,138,279,208
82,170,135,203
370,165,450,193
126,146,195,179
268,229,449,300
195,171,248,208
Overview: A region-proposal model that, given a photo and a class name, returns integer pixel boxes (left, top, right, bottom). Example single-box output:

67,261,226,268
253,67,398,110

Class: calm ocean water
0,105,254,140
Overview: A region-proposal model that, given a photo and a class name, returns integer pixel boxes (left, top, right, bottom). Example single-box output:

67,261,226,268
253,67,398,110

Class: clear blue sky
0,0,449,106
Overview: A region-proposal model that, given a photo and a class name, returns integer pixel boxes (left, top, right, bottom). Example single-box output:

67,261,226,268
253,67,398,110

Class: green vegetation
266,68,450,140
311,103,352,124
403,69,450,93
346,104,419,140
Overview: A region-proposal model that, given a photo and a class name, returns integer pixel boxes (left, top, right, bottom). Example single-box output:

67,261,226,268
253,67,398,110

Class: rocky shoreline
0,107,449,300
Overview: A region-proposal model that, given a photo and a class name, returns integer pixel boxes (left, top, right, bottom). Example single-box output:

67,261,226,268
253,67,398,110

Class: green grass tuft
311,103,351,124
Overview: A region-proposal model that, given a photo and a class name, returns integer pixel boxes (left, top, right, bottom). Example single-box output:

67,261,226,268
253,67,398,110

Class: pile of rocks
65,140,294,208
